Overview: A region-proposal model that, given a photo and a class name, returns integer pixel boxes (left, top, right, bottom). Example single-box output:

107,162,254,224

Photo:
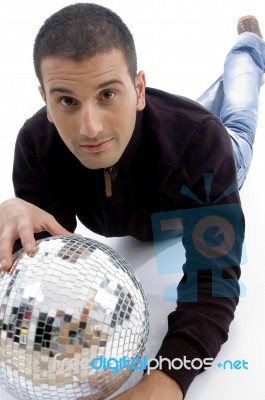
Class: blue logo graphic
152,173,246,302
216,359,248,370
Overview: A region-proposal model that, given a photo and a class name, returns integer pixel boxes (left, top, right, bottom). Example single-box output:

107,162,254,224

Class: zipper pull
104,169,112,197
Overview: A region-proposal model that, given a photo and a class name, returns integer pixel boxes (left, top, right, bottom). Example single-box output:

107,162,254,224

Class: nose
79,104,103,138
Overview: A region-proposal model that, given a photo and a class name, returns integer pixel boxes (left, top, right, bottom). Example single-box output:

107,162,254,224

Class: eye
100,90,116,101
59,97,78,107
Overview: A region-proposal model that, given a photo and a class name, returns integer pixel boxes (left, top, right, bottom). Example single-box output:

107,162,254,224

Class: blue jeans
196,33,265,188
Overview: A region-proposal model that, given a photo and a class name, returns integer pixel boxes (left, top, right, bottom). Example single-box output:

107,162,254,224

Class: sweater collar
115,110,144,171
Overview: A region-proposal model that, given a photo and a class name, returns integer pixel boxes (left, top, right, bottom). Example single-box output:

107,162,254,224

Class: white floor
1,1,265,399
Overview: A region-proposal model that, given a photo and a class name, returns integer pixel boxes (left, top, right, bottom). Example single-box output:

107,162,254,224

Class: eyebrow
49,87,74,95
49,79,124,95
96,79,124,90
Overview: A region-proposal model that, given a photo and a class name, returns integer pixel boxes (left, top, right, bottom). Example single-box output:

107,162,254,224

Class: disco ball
0,235,149,399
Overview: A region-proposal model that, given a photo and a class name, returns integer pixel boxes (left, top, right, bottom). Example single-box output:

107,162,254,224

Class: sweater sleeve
12,113,78,245
150,116,244,396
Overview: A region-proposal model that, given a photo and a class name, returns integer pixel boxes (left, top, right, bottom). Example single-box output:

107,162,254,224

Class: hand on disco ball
0,235,149,400
0,198,73,271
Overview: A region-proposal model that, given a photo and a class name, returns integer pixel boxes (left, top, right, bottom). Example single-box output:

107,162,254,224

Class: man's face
39,50,146,169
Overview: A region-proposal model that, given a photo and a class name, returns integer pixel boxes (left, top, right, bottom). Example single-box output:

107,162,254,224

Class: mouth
80,139,113,153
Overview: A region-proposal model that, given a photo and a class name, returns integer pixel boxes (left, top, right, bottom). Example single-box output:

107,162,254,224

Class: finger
44,214,74,237
0,232,17,272
18,222,37,256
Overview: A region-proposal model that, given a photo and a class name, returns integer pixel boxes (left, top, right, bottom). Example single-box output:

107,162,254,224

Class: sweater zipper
104,167,118,197
104,168,112,197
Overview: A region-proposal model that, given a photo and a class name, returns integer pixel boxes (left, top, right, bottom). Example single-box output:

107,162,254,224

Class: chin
79,157,119,170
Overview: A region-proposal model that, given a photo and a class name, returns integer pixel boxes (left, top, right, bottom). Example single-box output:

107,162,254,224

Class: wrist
142,369,183,399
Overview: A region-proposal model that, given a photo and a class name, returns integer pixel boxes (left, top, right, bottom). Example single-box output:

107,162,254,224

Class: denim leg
197,33,265,188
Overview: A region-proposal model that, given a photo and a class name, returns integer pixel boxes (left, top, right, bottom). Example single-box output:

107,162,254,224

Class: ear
135,71,146,111
38,86,54,123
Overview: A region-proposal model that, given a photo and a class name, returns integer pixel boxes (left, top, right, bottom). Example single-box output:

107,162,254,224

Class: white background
0,0,265,399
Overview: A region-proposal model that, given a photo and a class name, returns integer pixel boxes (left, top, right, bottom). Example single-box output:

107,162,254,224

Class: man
0,3,263,399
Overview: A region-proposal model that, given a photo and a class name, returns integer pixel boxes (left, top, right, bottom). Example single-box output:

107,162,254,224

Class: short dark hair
33,3,137,85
